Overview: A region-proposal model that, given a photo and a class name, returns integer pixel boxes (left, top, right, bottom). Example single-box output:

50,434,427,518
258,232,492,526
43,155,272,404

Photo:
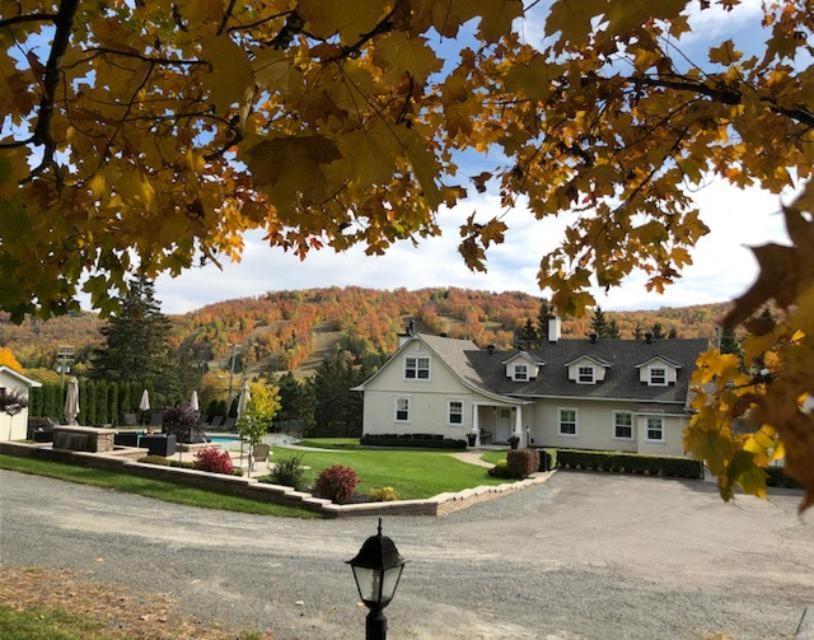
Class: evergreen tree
85,381,97,426
591,306,609,338
313,352,355,436
41,384,56,420
92,277,181,402
634,323,643,340
536,299,551,337
129,381,141,412
720,326,742,357
77,382,88,425
29,387,43,417
651,322,665,339
109,382,119,426
96,380,109,425
275,371,316,433
667,327,678,339
515,319,538,349
607,319,621,339
118,383,131,422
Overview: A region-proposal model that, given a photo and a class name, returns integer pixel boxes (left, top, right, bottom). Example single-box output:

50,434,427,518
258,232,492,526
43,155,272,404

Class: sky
152,0,797,315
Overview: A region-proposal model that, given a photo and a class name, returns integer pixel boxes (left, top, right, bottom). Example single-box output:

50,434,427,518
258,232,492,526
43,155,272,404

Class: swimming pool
208,436,241,445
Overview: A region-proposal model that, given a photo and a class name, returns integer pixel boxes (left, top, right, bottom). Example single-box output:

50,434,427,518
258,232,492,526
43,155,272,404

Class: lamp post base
365,607,387,640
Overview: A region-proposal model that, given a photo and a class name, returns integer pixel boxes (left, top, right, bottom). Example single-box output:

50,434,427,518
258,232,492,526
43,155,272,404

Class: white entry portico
473,402,529,447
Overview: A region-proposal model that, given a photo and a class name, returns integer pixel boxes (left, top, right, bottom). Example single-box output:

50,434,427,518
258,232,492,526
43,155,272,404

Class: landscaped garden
0,454,318,519
263,439,506,501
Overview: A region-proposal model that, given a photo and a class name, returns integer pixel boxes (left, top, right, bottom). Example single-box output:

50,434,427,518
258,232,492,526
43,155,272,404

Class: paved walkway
2,470,811,640
451,451,495,468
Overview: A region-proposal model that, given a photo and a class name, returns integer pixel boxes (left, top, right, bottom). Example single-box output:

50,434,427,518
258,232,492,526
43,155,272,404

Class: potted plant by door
508,435,520,450
467,432,477,447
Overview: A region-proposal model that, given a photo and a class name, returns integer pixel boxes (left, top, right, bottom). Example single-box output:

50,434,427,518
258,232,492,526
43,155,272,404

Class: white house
0,366,42,442
352,319,708,457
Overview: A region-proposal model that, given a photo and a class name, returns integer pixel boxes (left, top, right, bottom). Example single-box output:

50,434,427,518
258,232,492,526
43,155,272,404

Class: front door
494,407,512,443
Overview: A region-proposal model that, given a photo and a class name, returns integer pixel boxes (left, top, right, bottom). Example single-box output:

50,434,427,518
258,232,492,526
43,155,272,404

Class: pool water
208,436,241,445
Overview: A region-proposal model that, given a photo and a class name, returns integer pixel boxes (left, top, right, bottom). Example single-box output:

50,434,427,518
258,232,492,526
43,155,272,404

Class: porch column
472,403,480,447
515,405,523,447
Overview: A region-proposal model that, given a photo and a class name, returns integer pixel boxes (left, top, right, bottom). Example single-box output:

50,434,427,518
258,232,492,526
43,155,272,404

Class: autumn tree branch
635,75,814,128
0,13,58,29
23,0,80,182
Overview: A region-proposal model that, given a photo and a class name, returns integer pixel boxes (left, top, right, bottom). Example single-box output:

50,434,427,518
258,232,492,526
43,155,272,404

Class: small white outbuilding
0,366,42,442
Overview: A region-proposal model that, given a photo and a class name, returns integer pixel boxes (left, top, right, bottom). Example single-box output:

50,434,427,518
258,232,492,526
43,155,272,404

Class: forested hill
2,287,728,375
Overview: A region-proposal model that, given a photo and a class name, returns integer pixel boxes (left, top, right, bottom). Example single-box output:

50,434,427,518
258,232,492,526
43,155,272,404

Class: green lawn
0,605,264,640
0,605,116,640
267,445,502,499
480,450,507,465
0,454,318,519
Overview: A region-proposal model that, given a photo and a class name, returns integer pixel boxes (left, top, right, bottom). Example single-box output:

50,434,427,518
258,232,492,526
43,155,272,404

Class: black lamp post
347,518,406,640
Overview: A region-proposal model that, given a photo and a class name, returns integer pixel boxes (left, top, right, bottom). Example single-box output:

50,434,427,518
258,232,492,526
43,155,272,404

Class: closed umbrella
64,377,80,425
236,380,251,470
236,380,251,420
190,390,199,413
139,389,150,426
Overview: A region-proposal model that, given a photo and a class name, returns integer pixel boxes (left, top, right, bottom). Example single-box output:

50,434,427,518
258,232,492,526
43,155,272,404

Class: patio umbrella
64,377,80,425
139,389,150,426
190,390,199,413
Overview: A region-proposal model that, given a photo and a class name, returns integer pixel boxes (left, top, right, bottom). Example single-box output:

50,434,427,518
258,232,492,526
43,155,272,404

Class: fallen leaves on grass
0,566,272,640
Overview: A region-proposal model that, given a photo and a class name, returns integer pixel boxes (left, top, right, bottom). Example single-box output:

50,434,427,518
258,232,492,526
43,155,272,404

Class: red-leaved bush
506,449,540,479
314,465,359,504
194,447,234,475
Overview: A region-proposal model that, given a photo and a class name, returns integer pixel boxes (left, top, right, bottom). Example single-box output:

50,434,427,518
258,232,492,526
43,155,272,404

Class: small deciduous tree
236,381,280,474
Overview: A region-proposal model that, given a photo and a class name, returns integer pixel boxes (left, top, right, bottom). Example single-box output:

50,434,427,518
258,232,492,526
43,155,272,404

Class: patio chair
253,443,270,462
210,416,225,428
149,411,165,426
222,417,236,431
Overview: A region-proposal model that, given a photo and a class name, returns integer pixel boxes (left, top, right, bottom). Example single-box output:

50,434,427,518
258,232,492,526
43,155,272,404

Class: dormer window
577,366,594,384
649,367,667,386
404,356,430,380
513,364,528,381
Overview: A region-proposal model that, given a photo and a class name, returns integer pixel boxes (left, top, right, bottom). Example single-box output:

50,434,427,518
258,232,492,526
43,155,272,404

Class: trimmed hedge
766,466,802,489
361,433,467,450
555,448,704,479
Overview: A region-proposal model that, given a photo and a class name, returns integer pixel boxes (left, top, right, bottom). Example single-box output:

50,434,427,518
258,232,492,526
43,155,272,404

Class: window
577,366,594,383
649,367,667,385
614,412,633,440
448,400,464,425
513,364,528,381
558,408,577,436
394,397,410,423
646,417,664,442
404,356,430,380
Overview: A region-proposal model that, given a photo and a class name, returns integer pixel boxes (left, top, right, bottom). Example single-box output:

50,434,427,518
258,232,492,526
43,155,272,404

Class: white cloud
153,179,791,315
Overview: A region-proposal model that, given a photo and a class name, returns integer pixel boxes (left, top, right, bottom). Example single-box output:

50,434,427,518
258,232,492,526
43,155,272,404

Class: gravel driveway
1,469,812,639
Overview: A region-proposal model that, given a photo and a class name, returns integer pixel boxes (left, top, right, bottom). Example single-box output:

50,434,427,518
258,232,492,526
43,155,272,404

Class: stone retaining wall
0,441,555,517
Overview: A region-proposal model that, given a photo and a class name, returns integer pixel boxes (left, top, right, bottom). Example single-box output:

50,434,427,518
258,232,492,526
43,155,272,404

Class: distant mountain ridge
0,286,728,375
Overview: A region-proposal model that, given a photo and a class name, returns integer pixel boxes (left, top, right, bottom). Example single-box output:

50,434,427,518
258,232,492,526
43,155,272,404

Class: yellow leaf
201,36,254,114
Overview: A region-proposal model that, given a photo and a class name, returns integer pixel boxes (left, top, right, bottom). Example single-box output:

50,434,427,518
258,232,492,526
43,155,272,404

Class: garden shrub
194,447,234,475
555,449,703,479
169,459,195,469
314,465,359,504
369,486,400,502
506,448,540,479
361,433,467,450
162,403,198,443
487,459,512,479
269,454,307,490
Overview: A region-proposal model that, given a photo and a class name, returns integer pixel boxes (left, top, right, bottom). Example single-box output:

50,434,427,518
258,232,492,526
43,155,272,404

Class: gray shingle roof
458,336,708,404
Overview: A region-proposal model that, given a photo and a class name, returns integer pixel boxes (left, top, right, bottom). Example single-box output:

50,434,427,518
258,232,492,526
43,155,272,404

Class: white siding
566,357,608,383
638,359,678,385
0,369,34,442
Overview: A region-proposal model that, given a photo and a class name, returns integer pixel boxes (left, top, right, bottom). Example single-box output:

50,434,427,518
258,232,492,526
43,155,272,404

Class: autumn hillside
1,287,727,376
